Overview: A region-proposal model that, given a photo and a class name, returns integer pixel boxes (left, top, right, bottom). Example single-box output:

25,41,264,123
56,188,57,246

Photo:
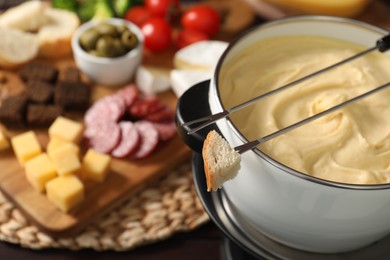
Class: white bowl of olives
71,18,144,86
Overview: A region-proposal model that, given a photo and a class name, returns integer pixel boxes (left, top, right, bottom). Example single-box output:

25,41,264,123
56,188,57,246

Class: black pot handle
175,80,222,153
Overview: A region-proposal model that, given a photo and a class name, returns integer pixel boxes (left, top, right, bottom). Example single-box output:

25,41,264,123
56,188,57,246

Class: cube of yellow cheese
82,149,111,183
25,153,57,192
48,117,83,143
11,131,42,166
0,128,9,151
49,143,81,175
46,175,84,212
47,137,80,156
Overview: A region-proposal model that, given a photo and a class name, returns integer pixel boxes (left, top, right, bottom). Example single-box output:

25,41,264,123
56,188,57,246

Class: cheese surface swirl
219,36,390,184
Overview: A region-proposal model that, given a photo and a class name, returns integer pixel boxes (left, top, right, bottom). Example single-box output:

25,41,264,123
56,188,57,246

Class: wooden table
1,0,390,259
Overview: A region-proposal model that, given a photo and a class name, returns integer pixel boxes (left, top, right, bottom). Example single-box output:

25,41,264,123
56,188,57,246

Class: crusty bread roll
0,0,80,59
38,8,80,58
0,0,47,32
202,130,241,192
0,27,39,68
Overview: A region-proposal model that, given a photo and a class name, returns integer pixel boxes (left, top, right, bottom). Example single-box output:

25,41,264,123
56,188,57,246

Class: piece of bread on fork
202,130,241,192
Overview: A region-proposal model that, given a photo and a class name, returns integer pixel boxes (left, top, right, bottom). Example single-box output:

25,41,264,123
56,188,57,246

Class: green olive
83,22,139,58
79,28,100,51
112,39,128,57
95,23,119,37
121,30,138,51
116,24,128,34
96,36,118,57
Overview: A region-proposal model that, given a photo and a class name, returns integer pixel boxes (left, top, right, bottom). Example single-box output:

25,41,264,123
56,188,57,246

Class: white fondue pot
207,16,390,253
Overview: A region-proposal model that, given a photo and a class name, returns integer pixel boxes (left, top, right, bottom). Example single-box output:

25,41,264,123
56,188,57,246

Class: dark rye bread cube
26,80,54,104
20,62,59,83
27,104,63,127
55,82,90,111
60,67,81,83
0,94,28,128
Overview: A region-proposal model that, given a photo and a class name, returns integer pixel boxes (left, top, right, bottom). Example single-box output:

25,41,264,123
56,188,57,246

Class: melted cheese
220,35,390,184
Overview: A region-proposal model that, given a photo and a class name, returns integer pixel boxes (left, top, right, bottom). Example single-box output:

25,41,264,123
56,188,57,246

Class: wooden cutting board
0,58,191,237
0,0,257,238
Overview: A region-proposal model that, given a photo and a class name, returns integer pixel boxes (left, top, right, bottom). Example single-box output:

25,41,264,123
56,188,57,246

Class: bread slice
0,1,80,59
38,8,80,58
202,130,241,192
0,27,39,68
0,0,47,32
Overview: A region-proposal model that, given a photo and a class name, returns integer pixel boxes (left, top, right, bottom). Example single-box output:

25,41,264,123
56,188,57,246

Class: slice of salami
116,84,139,108
84,121,101,139
128,95,160,119
84,95,125,126
153,121,177,141
86,122,122,154
146,105,174,122
133,121,159,159
84,101,106,126
111,121,140,158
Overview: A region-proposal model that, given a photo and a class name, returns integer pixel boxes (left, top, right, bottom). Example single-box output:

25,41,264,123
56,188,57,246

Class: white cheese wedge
170,69,213,97
135,65,171,94
171,40,229,97
173,40,228,71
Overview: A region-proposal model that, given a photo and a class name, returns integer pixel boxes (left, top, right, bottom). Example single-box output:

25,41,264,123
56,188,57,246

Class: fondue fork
234,81,390,154
183,34,390,135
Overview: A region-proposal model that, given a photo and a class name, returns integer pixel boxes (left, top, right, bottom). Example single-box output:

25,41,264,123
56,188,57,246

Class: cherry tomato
141,17,172,52
145,0,180,21
181,5,221,37
124,6,151,27
176,29,209,49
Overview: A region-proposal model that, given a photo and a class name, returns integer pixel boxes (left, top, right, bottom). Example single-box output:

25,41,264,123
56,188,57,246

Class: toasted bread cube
47,137,80,156
49,143,81,175
25,153,57,192
82,149,111,183
48,116,83,143
46,175,84,212
0,128,9,151
11,131,42,166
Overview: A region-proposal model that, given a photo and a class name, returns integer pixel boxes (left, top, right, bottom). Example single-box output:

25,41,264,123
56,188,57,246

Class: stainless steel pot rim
213,15,390,191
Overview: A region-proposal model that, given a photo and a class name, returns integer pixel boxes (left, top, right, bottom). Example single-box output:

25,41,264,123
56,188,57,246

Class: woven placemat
0,160,209,251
